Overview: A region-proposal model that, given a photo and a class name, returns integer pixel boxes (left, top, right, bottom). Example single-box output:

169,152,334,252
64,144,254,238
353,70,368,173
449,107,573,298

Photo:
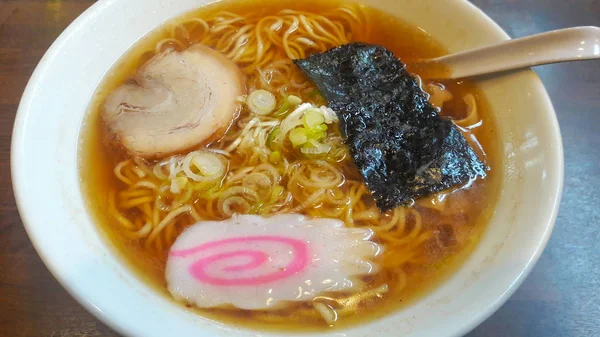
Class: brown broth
79,0,501,332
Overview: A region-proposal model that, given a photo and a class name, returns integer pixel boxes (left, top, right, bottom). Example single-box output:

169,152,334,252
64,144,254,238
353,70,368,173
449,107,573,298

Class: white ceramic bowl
11,0,563,336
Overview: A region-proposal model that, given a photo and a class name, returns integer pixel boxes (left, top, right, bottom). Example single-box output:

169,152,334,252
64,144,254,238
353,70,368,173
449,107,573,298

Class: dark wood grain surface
1,1,598,336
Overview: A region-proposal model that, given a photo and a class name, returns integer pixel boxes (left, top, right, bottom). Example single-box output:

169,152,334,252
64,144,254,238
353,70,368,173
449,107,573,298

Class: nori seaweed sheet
293,42,487,211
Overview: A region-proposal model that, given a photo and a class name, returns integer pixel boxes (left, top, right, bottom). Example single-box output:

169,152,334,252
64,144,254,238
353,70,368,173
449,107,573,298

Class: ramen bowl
11,0,563,336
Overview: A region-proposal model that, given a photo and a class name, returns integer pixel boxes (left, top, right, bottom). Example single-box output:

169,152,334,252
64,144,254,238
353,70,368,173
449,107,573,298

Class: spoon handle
423,26,600,79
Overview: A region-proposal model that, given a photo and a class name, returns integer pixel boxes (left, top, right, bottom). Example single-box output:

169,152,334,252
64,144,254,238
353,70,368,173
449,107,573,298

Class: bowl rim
11,0,564,336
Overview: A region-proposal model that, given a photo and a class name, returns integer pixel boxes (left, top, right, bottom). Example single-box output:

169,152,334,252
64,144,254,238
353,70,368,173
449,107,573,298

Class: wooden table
1,1,598,336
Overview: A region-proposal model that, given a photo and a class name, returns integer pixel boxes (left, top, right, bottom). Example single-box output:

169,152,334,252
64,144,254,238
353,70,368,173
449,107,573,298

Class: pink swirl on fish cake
169,235,309,286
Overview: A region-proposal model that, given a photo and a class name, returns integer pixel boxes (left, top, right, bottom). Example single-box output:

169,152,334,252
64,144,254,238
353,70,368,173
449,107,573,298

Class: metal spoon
417,26,600,79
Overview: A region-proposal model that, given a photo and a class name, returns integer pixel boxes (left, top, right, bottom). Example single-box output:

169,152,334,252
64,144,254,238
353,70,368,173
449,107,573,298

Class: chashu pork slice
103,44,245,158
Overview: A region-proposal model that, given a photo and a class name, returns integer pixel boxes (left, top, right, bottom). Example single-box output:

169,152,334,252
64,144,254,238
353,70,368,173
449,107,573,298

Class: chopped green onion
267,126,281,149
288,95,302,105
305,127,327,141
192,154,223,176
312,124,328,132
184,151,226,182
197,184,221,198
311,131,327,141
269,151,282,164
247,89,277,115
275,95,302,116
275,101,291,116
289,127,309,147
270,185,284,201
303,109,326,129
170,176,188,194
